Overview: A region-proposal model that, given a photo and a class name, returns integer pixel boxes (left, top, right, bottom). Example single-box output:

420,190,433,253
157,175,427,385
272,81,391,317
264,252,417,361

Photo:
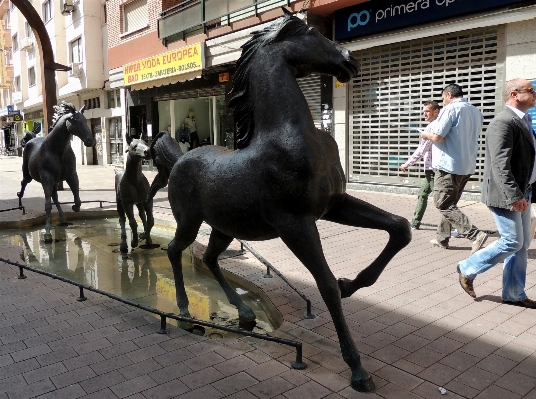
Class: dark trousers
411,170,435,228
190,131,199,149
433,170,479,245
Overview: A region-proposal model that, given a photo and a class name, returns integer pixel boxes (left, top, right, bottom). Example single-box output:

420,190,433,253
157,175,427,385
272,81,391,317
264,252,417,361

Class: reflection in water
0,219,275,334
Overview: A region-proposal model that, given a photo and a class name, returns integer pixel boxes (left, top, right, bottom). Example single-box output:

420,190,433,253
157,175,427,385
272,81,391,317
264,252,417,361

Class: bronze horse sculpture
17,101,94,243
115,135,155,253
149,11,411,392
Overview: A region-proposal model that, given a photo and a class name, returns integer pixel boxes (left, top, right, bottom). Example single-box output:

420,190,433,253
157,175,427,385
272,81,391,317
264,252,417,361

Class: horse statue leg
167,215,203,317
203,229,256,325
40,176,55,243
124,204,139,250
322,193,411,298
275,215,375,392
136,202,148,240
51,185,68,225
137,199,155,248
65,172,82,212
117,200,129,253
17,175,32,208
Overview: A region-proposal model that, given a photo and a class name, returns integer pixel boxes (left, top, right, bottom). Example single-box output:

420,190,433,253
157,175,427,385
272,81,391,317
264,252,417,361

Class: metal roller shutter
124,0,148,34
153,85,227,102
348,27,505,189
297,75,322,129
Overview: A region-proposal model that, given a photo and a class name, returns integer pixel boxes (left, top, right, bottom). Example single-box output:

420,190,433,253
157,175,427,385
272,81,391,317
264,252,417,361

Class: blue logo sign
348,11,370,31
7,105,13,114
335,0,528,41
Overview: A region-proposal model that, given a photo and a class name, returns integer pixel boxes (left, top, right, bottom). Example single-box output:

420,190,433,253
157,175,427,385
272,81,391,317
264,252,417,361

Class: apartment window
5,50,12,66
43,0,53,23
122,0,147,34
84,97,100,110
12,33,17,52
13,76,20,91
70,37,82,63
107,90,121,109
28,67,36,87
24,22,33,38
9,1,14,10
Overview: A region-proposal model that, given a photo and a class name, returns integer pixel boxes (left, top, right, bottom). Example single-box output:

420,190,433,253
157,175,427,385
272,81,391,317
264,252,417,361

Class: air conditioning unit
69,62,82,77
20,37,33,51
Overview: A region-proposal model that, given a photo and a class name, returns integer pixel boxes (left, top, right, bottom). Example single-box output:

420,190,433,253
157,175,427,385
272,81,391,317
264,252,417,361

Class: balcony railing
158,0,293,44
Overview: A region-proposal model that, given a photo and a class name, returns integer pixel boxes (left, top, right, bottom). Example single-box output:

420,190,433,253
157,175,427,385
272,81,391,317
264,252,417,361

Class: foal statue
17,102,94,243
115,135,155,253
149,10,411,392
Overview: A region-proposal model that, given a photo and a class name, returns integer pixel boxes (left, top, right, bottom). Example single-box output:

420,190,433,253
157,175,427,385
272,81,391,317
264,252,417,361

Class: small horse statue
115,135,156,253
146,131,183,204
17,101,94,243
149,10,411,392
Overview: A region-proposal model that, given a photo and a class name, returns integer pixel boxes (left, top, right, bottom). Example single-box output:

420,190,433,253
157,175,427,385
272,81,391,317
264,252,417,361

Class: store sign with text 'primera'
335,0,528,41
123,43,204,86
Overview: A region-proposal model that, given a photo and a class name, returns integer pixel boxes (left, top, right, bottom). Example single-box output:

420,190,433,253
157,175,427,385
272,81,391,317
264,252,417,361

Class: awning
130,70,202,91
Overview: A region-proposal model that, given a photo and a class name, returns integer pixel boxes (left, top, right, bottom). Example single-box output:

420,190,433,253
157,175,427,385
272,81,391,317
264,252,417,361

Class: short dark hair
442,84,464,98
423,100,440,111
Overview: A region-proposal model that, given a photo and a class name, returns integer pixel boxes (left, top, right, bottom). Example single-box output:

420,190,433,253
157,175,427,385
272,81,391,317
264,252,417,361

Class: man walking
457,79,536,308
400,101,440,230
421,84,487,254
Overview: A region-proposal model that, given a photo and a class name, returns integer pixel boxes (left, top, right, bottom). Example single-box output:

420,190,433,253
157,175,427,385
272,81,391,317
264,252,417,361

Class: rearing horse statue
152,10,411,392
17,102,94,243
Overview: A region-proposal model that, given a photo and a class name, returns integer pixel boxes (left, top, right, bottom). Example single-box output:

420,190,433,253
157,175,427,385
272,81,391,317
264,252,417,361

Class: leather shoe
502,298,536,309
457,265,476,298
431,239,449,249
470,231,488,255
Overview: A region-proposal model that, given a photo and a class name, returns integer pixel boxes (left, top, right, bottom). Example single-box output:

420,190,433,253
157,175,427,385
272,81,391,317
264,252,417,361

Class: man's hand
400,165,408,172
510,198,529,212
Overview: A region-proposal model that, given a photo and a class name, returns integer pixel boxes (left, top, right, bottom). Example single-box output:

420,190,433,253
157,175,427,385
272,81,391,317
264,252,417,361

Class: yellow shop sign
123,43,204,85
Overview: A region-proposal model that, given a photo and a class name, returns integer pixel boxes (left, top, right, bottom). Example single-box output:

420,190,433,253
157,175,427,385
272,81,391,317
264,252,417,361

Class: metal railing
158,0,293,43
0,255,307,371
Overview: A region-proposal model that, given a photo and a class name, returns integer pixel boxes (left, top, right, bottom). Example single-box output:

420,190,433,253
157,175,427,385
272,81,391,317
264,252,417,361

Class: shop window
42,0,52,23
12,33,17,52
70,37,82,63
122,0,147,34
28,67,36,87
84,97,101,110
108,117,123,165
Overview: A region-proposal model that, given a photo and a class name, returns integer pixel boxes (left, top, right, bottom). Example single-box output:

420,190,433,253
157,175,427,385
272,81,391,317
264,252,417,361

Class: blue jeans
458,188,532,302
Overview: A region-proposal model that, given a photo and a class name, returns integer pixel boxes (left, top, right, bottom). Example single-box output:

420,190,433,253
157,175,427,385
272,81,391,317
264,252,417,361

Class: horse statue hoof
120,243,128,253
351,373,375,392
17,192,22,198
44,233,53,243
131,240,138,249
139,232,146,240
72,204,81,212
338,278,355,299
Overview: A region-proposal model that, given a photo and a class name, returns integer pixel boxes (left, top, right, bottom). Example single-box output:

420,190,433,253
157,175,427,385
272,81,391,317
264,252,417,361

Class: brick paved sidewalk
1,156,536,399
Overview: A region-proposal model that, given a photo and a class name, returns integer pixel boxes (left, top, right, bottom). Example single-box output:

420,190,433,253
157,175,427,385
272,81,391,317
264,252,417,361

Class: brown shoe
457,265,476,298
431,239,449,249
503,298,536,309
470,231,488,255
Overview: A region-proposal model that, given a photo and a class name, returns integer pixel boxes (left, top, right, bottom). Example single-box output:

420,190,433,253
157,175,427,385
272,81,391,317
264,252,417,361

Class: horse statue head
51,101,94,147
229,8,359,148
125,134,151,161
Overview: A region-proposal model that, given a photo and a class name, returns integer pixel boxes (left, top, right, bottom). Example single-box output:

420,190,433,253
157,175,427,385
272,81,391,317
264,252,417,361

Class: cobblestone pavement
0,155,535,399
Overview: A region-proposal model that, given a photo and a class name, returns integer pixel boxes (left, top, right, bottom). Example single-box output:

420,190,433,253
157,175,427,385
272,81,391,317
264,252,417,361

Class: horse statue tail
146,131,183,203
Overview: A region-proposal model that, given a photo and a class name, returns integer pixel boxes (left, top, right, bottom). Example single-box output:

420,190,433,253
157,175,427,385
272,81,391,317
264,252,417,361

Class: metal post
21,206,26,215
157,315,167,334
99,201,103,208
291,343,307,370
77,286,87,301
264,265,272,278
18,266,26,279
304,300,314,319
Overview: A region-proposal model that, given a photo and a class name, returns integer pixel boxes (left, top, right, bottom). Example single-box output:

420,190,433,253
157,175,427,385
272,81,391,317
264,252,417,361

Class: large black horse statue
115,135,155,253
17,102,94,243
149,10,411,392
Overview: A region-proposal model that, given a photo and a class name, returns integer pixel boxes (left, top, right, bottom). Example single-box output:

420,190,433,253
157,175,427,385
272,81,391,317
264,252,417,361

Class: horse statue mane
150,131,183,170
51,101,78,130
229,13,309,149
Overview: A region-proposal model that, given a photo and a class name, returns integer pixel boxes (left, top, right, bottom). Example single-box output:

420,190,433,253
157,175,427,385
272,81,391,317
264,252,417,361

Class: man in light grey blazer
457,78,536,308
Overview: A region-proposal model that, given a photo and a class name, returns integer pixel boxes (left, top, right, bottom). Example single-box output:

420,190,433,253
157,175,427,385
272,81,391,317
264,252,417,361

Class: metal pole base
291,361,307,370
303,312,316,319
18,266,27,279
77,287,87,301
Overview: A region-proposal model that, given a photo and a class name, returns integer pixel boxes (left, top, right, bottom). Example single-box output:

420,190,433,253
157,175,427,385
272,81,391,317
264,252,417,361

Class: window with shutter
123,0,148,34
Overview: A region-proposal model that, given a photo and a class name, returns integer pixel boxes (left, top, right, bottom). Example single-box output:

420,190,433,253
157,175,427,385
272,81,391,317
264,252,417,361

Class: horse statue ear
79,105,86,114
126,133,133,146
281,7,293,16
